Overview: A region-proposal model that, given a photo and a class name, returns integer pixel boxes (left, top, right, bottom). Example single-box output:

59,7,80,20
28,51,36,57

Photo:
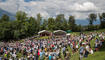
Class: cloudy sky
0,0,105,19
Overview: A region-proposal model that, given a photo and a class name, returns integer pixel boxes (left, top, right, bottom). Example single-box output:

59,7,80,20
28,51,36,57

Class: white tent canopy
53,30,67,36
38,30,51,36
66,33,71,36
38,30,47,34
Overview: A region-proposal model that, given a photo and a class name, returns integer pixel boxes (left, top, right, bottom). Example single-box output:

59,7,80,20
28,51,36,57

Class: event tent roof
53,30,67,36
38,30,50,34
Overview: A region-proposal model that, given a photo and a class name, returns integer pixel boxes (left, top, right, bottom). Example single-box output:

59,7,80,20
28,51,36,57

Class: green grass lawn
83,39,105,60
62,29,105,60
83,51,105,60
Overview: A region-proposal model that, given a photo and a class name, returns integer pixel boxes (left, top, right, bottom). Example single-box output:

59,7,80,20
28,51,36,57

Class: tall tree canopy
88,13,97,25
48,17,55,31
37,13,42,31
16,11,27,21
68,16,76,31
0,14,10,22
99,13,105,28
55,14,66,30
0,11,105,41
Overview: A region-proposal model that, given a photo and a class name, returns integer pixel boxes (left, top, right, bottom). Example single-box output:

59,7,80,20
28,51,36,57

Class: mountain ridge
0,8,15,20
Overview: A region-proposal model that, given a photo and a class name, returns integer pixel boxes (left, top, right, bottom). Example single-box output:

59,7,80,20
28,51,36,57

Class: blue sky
0,0,105,19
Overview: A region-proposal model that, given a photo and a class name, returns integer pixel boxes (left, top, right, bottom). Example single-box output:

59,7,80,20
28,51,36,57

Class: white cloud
72,2,98,12
30,1,37,5
0,0,104,19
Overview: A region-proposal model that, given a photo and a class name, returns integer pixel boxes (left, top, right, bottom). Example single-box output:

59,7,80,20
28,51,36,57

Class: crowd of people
0,32,105,60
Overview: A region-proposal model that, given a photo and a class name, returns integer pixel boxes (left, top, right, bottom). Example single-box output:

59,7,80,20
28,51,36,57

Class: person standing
79,43,85,60
49,54,52,60
84,44,89,58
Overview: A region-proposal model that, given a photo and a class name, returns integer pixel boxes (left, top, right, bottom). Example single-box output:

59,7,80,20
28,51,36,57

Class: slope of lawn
69,29,105,60
83,40,105,60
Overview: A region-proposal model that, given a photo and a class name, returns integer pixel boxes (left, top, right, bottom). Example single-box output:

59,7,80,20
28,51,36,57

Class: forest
0,11,105,41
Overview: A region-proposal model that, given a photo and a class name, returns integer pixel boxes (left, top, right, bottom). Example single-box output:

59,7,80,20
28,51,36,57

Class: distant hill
24,0,44,2
75,19,100,26
0,8,15,20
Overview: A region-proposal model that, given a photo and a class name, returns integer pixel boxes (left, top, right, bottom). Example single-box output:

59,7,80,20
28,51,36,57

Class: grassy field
83,40,105,60
65,29,105,60
39,29,105,60
67,41,105,60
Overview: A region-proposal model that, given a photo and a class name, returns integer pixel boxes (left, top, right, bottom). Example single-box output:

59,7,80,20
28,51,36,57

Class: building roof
38,30,50,34
53,30,67,36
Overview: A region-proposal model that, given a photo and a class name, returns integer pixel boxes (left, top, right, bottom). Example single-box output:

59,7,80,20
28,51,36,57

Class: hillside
75,19,100,26
0,8,15,20
68,29,105,60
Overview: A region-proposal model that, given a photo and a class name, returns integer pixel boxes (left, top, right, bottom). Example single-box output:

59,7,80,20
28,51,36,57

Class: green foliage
75,24,83,32
48,17,55,31
0,14,10,22
41,19,48,30
0,11,38,40
0,22,13,40
68,16,76,31
16,11,27,21
99,13,105,28
0,11,105,41
55,14,67,30
88,13,97,25
60,49,65,60
37,13,42,31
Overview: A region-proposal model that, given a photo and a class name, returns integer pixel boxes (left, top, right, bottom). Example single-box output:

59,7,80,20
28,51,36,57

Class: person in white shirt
89,48,93,54
86,44,90,52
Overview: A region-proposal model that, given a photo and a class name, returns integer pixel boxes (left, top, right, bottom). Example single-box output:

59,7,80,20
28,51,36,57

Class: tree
62,18,68,30
0,14,10,22
88,13,97,25
0,22,13,41
87,13,97,30
68,16,76,31
37,13,42,31
28,17,38,35
48,17,55,31
76,24,83,32
41,19,48,30
99,13,105,28
55,14,65,30
15,11,28,38
16,11,27,21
